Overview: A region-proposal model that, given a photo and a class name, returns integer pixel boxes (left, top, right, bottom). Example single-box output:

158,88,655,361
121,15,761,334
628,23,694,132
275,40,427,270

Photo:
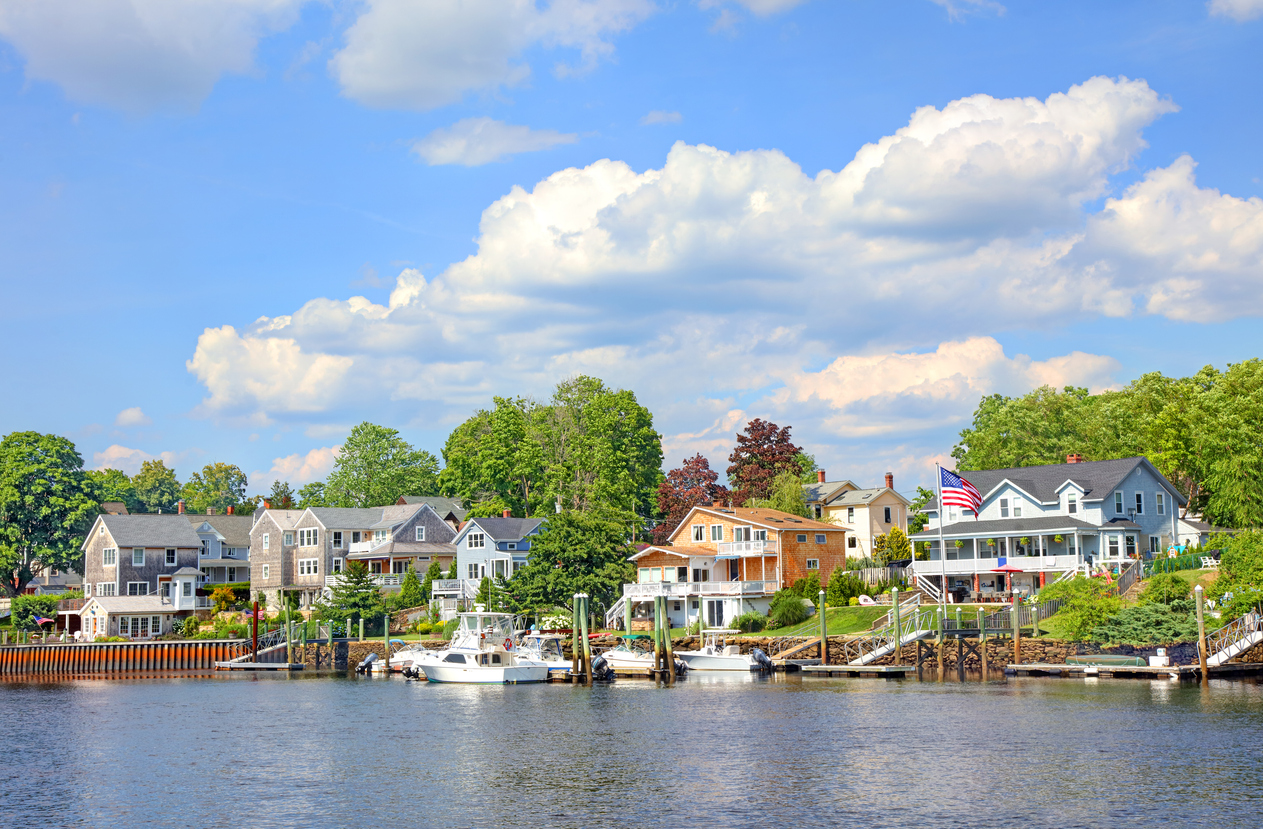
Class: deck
1006,662,1263,679
800,664,916,679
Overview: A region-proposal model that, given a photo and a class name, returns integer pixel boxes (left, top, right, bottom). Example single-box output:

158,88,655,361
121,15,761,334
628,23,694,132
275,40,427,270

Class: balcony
623,580,779,599
324,573,403,587
910,553,1082,576
715,540,778,555
348,539,388,555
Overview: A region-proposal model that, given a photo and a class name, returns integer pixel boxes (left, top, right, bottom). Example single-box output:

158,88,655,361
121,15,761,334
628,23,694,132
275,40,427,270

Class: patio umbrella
991,563,1025,573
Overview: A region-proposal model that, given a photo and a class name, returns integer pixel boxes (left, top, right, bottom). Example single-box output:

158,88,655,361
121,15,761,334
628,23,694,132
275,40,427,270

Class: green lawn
757,606,888,638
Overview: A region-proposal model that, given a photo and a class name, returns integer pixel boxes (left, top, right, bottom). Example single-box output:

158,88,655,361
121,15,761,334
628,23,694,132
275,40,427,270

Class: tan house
804,471,910,560
611,505,848,629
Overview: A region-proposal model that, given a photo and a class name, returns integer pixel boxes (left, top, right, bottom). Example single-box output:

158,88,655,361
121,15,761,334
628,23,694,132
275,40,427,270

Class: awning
713,554,738,560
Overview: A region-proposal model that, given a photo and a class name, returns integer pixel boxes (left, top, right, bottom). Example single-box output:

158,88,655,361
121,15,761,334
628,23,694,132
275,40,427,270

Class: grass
757,606,888,638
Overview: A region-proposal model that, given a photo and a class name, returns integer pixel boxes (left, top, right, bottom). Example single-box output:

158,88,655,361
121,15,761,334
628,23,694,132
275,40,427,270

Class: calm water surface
3,671,1261,828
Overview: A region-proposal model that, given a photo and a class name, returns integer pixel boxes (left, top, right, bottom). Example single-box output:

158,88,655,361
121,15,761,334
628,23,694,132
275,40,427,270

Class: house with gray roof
186,512,254,587
803,470,911,560
396,495,468,529
909,455,1187,600
435,514,546,604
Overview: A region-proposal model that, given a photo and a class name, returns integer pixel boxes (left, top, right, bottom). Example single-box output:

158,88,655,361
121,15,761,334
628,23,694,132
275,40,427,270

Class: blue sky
1,0,1261,499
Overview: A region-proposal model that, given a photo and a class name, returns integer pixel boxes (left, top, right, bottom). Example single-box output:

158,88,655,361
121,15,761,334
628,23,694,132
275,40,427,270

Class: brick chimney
1066,453,1084,464
226,505,234,515
503,509,511,518
177,500,185,514
885,472,894,489
263,499,272,510
817,469,826,483
206,507,216,515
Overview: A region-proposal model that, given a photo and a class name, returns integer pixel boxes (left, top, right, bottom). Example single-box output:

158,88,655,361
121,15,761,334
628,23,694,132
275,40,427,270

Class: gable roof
803,479,857,503
88,514,203,550
680,506,845,536
826,487,911,507
398,496,468,521
257,509,304,530
186,514,254,548
460,517,546,542
924,457,1186,511
306,507,392,529
369,504,424,530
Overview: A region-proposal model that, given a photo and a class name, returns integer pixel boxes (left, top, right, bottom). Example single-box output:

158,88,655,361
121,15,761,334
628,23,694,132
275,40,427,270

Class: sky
1,0,1261,501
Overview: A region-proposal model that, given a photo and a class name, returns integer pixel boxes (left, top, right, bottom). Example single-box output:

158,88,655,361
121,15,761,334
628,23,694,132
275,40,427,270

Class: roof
924,457,1187,511
90,515,203,550
259,509,304,530
82,595,180,614
826,487,911,507
307,507,392,529
171,567,202,576
346,541,457,560
398,496,468,521
1179,518,1233,533
461,517,546,542
369,504,424,530
686,506,844,534
100,501,129,515
911,515,1111,540
802,479,856,503
187,514,254,548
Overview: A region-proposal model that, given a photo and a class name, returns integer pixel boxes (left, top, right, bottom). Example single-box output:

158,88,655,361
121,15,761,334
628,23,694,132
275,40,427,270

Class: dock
800,664,915,679
214,661,305,671
1006,662,1263,680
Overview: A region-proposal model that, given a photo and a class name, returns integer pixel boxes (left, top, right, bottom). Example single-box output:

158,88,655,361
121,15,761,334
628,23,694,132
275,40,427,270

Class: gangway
842,606,937,666
1205,610,1263,667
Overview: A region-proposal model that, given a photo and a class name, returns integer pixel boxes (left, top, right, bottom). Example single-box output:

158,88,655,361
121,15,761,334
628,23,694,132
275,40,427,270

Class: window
691,525,704,542
444,653,466,664
227,567,236,582
84,583,91,597
127,582,149,596
1149,536,1161,554
678,566,688,582
1114,492,1124,515
734,527,751,542
846,507,855,523
506,542,517,551
692,569,710,583
1125,536,1137,557
165,548,176,566
1134,493,1144,515
103,548,116,566
1012,499,1023,518
674,601,681,612
814,505,822,519
467,563,483,580
1156,493,1166,516
332,531,342,548
415,526,425,542
883,506,891,524
848,536,857,548
352,531,361,544
200,541,209,557
99,525,105,536
262,564,270,580
1108,535,1120,557
182,581,192,597
298,528,318,547
332,558,343,574
97,582,117,596
797,534,807,543
948,507,957,522
1000,499,1010,518
638,567,650,582
1067,494,1077,514
753,529,768,542
512,561,525,575
159,582,170,597
283,532,294,546
297,559,319,576
467,532,485,549
392,560,408,575
262,533,270,550
806,559,820,570
374,529,387,543
710,525,723,542
132,548,145,566
815,534,826,544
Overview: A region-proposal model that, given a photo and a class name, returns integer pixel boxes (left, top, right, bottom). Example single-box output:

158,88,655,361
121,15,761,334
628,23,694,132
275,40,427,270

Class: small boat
675,630,772,672
413,612,548,684
600,635,687,676
516,633,571,672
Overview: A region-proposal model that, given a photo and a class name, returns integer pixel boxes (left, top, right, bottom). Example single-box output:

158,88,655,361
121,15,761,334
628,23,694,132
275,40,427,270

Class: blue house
451,513,546,584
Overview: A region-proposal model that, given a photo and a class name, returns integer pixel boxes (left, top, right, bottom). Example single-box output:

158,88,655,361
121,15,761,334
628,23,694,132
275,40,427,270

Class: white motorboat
675,630,772,672
600,635,686,676
516,633,571,672
413,612,548,684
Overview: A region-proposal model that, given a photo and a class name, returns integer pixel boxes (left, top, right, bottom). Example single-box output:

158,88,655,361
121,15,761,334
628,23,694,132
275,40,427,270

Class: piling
1011,596,1021,665
580,594,594,685
1031,599,1040,638
1195,585,1209,688
653,596,663,674
383,613,390,673
252,601,259,662
359,618,364,642
660,595,674,685
571,594,581,680
891,588,901,667
624,594,632,634
978,608,988,681
819,589,829,665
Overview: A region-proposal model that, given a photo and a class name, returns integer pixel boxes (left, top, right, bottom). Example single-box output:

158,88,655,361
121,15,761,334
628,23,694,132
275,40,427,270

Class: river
3,672,1261,828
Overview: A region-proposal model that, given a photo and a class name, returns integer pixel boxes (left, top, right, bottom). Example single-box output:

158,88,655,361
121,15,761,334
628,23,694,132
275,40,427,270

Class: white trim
415,526,425,542
132,547,145,567
262,564,270,580
297,558,319,576
103,547,117,566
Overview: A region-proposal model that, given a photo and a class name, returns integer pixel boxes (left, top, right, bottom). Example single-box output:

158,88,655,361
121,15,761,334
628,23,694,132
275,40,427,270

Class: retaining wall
0,640,254,676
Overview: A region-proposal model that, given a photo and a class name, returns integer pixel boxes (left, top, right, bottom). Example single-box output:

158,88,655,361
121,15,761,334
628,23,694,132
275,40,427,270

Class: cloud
412,118,578,166
114,407,152,428
92,444,180,475
1208,0,1263,22
268,445,341,485
699,0,809,15
928,0,1007,19
641,109,682,125
0,0,305,112
329,0,656,111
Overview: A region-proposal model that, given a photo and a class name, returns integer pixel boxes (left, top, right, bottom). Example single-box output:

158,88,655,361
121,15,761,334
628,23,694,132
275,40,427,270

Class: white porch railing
348,539,387,554
910,553,1082,576
622,580,778,599
715,540,778,555
324,573,404,587
431,579,480,600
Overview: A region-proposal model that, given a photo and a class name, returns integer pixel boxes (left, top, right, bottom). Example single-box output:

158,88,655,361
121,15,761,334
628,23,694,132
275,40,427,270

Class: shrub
179,617,199,636
210,586,238,613
733,611,767,633
1139,573,1190,605
415,621,433,635
848,597,859,607
1090,600,1200,646
828,569,867,606
1038,575,1120,641
768,590,812,628
442,618,460,640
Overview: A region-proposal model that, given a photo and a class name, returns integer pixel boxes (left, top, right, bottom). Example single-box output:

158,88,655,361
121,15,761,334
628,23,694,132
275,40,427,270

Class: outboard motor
673,658,688,677
356,652,377,674
591,654,615,683
752,648,773,673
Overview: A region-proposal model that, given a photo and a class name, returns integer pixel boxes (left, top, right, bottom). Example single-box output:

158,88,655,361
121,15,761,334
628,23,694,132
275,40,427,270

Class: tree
1195,360,1263,528
86,468,142,513
906,486,934,535
210,585,237,613
325,422,440,508
653,454,730,544
12,592,77,631
446,559,458,579
422,560,443,600
885,526,912,561
506,511,636,614
0,432,99,597
296,481,327,508
726,419,803,506
316,561,384,624
182,462,248,513
1037,576,1120,641
872,534,889,566
132,459,181,513
267,480,296,509
748,469,810,517
397,564,425,608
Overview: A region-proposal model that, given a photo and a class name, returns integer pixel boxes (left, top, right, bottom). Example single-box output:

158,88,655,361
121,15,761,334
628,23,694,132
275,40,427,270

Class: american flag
940,467,981,516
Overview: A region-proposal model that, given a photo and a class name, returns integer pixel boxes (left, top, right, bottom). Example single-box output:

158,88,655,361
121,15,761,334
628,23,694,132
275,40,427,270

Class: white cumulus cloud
0,0,305,112
413,118,578,166
268,445,341,485
92,444,180,475
330,0,656,111
1208,0,1263,22
114,407,152,427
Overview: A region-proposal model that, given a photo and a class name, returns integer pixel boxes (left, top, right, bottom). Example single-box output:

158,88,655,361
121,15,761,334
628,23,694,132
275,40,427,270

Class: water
3,672,1262,828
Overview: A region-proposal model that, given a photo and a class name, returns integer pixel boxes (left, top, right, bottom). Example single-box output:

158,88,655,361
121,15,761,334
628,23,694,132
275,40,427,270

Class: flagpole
936,463,948,614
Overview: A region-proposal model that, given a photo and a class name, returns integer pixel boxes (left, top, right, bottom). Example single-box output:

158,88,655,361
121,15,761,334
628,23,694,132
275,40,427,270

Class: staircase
842,606,937,666
1205,610,1263,667
605,595,628,630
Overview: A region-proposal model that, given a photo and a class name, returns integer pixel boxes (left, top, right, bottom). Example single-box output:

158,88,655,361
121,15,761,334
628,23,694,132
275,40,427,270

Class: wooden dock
214,661,305,671
801,664,915,679
772,658,819,672
1006,662,1263,680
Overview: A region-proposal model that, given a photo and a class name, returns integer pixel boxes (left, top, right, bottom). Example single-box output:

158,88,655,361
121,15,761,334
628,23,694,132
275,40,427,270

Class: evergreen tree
316,561,384,625
397,564,425,608
422,560,443,599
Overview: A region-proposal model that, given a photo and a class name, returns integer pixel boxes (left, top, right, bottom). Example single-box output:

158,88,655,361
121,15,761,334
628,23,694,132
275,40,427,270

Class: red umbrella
991,563,1025,573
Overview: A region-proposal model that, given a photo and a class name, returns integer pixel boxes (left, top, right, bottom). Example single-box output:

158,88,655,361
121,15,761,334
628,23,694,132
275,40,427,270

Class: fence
850,566,907,585
1144,552,1215,578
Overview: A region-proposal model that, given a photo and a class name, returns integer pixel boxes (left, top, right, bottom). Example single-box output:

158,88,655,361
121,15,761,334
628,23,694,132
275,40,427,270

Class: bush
1090,600,1200,646
1037,576,1120,641
1139,573,1190,605
12,593,76,631
179,617,199,636
827,569,867,606
848,597,859,607
442,618,460,640
209,586,238,613
768,590,812,628
733,611,767,633
415,621,433,635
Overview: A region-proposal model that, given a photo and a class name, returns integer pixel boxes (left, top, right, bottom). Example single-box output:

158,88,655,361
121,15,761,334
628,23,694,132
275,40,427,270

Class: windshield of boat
452,613,516,648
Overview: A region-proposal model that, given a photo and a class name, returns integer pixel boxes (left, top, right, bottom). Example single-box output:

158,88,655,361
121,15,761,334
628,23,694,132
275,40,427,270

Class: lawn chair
1200,556,1218,569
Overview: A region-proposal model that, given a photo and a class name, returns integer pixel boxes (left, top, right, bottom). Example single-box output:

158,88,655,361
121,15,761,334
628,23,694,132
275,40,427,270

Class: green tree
1038,576,1121,641
1195,360,1263,528
827,568,867,606
446,559,459,579
906,486,934,535
12,592,79,631
397,564,425,608
885,526,912,561
1138,573,1189,605
506,511,635,614
872,534,889,567
131,459,181,513
86,468,142,513
325,422,440,508
182,462,248,513
748,468,810,517
422,560,443,600
316,561,385,625
0,432,99,597
296,481,327,508
267,480,296,509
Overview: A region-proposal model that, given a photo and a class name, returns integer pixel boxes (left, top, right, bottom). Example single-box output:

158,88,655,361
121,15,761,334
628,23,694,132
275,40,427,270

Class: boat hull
675,651,758,671
418,662,548,684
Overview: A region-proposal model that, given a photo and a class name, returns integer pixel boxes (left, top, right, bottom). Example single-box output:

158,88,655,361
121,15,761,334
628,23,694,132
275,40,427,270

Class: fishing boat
412,612,548,684
674,630,772,672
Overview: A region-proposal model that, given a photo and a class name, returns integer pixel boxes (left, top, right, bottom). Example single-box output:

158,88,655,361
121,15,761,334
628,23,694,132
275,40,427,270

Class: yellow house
804,471,911,560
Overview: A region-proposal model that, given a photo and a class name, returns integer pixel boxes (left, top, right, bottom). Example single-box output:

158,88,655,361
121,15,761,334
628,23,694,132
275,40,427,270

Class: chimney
503,509,511,518
263,499,272,510
1066,453,1083,464
885,472,894,489
817,469,826,483
227,505,235,515
177,500,185,515
206,507,216,515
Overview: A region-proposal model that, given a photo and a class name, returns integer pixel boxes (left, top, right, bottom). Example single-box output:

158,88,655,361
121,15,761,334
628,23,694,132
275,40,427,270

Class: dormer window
1068,494,1077,514
999,498,1009,518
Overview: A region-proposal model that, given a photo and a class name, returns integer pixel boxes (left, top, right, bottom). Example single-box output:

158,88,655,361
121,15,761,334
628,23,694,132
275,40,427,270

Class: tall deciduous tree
0,432,98,597
506,511,636,614
181,462,249,513
267,480,296,509
748,469,810,518
653,454,730,544
325,422,440,508
131,459,181,513
726,419,803,506
296,481,327,508
86,468,142,513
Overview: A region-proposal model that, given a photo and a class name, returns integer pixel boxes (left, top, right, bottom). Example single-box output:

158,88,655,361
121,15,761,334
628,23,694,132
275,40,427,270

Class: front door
706,600,725,627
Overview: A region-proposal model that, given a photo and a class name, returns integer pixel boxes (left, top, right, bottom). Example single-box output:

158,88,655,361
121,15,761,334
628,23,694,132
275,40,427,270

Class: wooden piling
891,588,902,667
580,594,594,685
571,594,581,681
653,596,664,675
1195,585,1209,688
1011,596,1021,666
979,608,988,682
819,590,829,665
